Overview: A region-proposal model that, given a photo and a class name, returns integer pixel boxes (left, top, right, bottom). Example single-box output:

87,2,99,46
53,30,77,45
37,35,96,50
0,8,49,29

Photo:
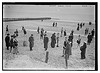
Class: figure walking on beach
43,34,49,51
51,33,56,48
5,33,10,50
37,26,40,34
56,33,59,47
77,35,81,48
29,34,34,51
80,42,87,59
87,33,92,45
13,38,18,54
6,25,9,35
63,37,71,68
40,28,44,39
64,30,67,37
77,23,80,31
61,27,63,37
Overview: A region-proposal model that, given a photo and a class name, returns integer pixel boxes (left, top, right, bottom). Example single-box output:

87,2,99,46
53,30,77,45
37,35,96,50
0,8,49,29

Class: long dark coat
44,36,49,49
80,43,87,59
51,34,56,48
29,36,34,48
5,35,10,47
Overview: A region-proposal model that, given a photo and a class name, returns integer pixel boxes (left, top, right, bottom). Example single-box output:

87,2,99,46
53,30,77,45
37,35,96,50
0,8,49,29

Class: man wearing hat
80,42,87,59
29,34,34,51
5,33,10,50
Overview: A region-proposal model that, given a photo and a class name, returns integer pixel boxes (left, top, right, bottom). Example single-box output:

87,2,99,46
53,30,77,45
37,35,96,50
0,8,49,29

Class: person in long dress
80,42,87,59
29,34,34,51
43,34,49,51
51,33,56,48
5,33,10,50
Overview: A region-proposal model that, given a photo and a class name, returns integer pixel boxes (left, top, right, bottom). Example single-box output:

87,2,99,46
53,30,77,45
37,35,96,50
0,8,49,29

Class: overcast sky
3,5,95,22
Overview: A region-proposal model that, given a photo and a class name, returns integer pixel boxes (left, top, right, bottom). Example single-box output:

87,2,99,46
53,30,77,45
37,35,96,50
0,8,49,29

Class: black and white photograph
2,2,98,71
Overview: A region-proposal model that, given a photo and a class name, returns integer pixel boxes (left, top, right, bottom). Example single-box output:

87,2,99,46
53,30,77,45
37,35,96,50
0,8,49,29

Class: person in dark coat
80,42,87,59
53,22,55,27
56,33,59,47
10,35,14,53
64,30,67,36
91,29,95,39
80,23,82,28
29,34,34,51
77,23,79,31
37,26,40,34
51,33,56,48
5,34,10,50
87,33,92,45
43,34,49,51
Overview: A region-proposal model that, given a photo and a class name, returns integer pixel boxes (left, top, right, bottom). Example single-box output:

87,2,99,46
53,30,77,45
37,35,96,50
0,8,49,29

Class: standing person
13,38,18,54
51,33,56,48
77,23,79,31
80,23,82,28
29,34,34,51
87,33,92,45
10,35,14,53
40,28,44,39
6,25,9,35
53,22,55,27
63,37,70,68
37,26,40,34
80,42,87,59
56,33,59,47
61,27,63,37
91,29,95,39
5,34,10,50
85,28,89,35
56,22,57,27
43,34,49,51
77,35,81,48
64,30,67,37
14,29,18,37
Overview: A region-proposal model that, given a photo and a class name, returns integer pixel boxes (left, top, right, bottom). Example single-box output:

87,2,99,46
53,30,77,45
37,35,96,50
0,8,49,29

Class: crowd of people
4,21,95,68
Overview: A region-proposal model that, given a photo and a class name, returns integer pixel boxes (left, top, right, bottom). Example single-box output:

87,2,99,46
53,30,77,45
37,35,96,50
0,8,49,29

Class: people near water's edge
5,33,10,50
51,33,56,48
43,33,49,51
56,33,59,47
53,22,57,27
77,23,80,31
29,34,34,51
6,25,9,34
80,42,87,59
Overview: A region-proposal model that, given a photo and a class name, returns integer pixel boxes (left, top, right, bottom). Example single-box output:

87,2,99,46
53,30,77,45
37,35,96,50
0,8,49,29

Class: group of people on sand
5,26,19,54
5,21,95,68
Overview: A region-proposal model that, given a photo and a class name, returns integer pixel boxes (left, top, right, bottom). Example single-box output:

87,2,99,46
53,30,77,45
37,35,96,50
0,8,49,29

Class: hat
7,33,10,35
